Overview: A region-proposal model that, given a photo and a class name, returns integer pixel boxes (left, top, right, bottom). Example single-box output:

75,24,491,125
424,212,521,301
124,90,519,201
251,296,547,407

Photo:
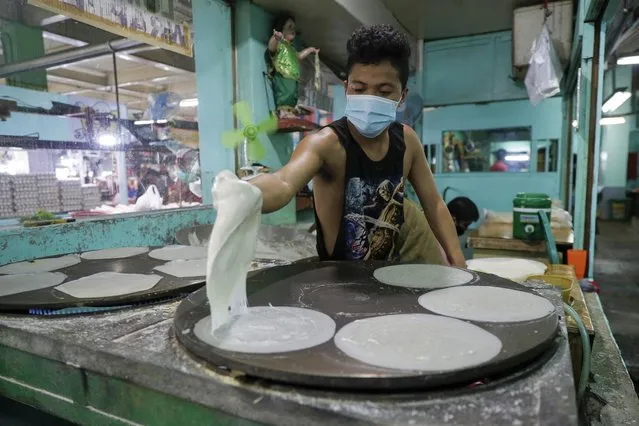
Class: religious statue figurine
266,14,319,119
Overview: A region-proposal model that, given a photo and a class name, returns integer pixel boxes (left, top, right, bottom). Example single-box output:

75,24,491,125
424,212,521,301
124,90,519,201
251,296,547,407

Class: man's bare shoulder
401,124,422,148
299,126,342,156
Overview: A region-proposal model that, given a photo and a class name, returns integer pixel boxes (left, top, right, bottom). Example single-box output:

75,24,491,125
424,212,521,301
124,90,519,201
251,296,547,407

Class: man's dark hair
273,13,295,32
447,197,480,223
495,149,507,161
346,24,411,89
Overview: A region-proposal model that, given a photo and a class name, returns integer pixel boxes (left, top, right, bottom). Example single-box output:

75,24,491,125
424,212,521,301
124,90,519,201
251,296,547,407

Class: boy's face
344,60,407,103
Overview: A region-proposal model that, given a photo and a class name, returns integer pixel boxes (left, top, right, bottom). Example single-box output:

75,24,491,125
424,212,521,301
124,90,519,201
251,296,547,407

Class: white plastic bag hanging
135,185,163,211
525,24,564,106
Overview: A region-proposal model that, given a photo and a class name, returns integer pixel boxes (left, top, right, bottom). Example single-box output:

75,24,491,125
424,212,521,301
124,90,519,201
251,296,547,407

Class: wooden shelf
277,117,319,133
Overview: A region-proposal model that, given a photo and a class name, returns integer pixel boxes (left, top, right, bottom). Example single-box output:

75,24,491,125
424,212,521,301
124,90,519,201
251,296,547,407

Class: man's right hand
273,30,284,41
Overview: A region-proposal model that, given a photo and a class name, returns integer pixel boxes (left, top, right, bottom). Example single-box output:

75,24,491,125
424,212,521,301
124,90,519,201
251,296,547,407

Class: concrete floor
594,220,639,388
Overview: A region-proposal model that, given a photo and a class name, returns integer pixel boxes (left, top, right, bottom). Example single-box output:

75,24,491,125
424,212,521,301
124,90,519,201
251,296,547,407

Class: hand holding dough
206,170,263,332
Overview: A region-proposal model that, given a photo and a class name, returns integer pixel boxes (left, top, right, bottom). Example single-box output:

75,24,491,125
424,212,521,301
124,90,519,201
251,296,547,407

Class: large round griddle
175,261,560,390
0,248,207,312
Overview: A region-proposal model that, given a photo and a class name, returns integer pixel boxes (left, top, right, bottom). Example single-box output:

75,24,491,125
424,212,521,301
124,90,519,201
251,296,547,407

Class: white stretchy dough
206,170,263,332
154,259,206,278
148,245,207,261
0,255,80,275
81,247,149,260
54,272,162,298
334,314,502,371
373,264,474,289
0,272,67,297
418,285,555,323
194,306,336,353
466,258,547,282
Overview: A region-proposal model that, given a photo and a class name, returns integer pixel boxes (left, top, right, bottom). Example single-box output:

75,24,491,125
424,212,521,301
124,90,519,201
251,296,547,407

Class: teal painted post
586,22,606,277
234,1,297,225
192,0,235,204
559,97,569,205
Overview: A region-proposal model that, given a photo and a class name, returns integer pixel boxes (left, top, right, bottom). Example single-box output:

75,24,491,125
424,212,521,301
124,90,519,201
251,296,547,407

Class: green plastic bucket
513,193,552,241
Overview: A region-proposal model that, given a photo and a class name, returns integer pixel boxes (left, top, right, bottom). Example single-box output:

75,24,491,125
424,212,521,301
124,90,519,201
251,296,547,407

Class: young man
250,24,465,267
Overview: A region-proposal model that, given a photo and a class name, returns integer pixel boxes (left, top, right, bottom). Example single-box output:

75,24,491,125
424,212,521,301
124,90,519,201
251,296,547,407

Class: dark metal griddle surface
176,261,560,390
0,249,207,312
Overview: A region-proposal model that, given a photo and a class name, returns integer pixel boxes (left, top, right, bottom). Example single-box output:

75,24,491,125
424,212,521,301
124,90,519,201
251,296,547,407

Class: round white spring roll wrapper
0,272,67,297
148,245,207,261
466,258,547,282
194,306,336,354
205,170,262,332
81,247,149,260
54,272,162,299
154,259,206,278
334,313,502,371
0,255,80,275
373,264,474,289
418,286,555,323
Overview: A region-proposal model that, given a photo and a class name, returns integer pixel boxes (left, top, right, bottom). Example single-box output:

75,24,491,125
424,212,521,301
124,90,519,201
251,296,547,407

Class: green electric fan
221,101,278,162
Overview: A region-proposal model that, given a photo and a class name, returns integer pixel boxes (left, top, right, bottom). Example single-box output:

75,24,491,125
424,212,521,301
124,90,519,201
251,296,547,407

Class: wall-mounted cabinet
424,32,526,106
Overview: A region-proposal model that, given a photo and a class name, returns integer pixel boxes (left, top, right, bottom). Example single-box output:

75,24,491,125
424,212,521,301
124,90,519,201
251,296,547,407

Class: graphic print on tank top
343,176,405,260
314,117,406,262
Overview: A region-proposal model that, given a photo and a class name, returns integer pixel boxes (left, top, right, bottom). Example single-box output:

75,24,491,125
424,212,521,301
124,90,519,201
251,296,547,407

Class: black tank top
314,117,406,261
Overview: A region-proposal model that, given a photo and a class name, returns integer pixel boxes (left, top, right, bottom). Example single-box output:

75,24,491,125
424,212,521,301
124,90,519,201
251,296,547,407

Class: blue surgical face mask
345,94,399,139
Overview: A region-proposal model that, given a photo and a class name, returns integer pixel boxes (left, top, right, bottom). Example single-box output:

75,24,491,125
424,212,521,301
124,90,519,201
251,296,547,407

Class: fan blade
233,102,254,128
256,114,279,135
247,140,267,161
221,129,246,148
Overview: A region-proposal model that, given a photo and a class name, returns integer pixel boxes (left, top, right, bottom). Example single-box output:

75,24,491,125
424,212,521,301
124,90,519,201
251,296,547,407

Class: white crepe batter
0,255,80,275
373,264,474,289
0,272,67,297
334,313,502,371
81,247,148,260
54,272,162,298
466,258,547,282
154,259,206,278
148,245,207,261
418,286,555,323
194,306,336,353
205,171,263,332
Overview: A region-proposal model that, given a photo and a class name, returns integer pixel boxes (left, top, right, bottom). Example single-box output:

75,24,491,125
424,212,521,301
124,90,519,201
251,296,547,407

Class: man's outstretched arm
248,129,331,213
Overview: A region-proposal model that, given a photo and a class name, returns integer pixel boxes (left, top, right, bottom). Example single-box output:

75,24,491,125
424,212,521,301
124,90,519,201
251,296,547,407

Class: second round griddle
175,261,560,390
0,249,291,313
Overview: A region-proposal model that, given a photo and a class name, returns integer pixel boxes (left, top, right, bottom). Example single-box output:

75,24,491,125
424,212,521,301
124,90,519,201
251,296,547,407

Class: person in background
490,149,509,172
127,177,138,204
446,196,480,236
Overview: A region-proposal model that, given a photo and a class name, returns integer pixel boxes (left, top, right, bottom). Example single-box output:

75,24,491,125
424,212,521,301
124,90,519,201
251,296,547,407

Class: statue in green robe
266,14,319,119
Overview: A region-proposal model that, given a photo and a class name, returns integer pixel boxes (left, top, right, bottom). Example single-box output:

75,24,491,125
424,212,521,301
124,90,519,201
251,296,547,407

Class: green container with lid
513,192,552,241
